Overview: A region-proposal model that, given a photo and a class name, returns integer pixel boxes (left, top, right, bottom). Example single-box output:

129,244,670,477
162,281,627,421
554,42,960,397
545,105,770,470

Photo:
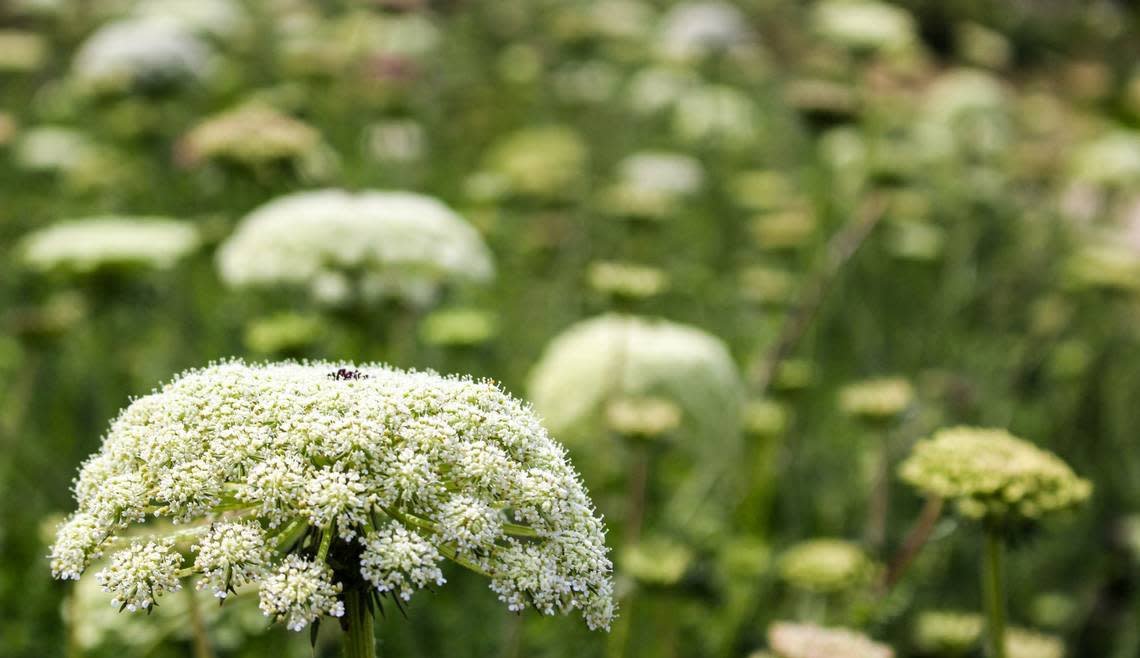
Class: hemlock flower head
483,125,587,200
178,103,326,170
1005,627,1064,658
673,84,759,147
601,151,704,220
838,376,914,423
768,621,894,658
656,2,752,62
72,18,213,95
129,0,249,40
527,313,743,448
604,396,683,440
898,427,1091,525
216,189,494,307
620,537,693,586
49,361,614,631
913,610,984,655
586,261,669,300
777,539,877,594
20,217,200,274
811,0,917,54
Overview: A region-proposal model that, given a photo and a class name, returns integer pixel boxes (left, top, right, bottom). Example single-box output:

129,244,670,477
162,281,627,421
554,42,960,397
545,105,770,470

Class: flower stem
982,528,1006,658
341,588,377,658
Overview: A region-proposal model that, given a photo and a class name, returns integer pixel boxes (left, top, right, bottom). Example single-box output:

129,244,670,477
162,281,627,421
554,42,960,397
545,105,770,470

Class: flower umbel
50,361,615,632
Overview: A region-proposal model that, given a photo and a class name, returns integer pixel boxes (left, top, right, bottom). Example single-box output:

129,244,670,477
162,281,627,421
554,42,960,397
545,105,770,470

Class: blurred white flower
673,84,759,146
20,217,199,274
656,2,753,61
72,18,213,94
129,0,249,40
528,313,742,446
217,189,494,306
811,0,917,54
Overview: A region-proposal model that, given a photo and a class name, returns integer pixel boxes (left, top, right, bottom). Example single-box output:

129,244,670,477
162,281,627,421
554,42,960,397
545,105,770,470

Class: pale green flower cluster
482,126,587,200
838,377,914,423
777,539,877,594
20,217,200,274
50,361,615,631
217,189,494,306
604,396,683,440
527,313,742,447
811,0,917,54
912,611,1064,658
72,18,213,94
1005,627,1065,658
912,610,985,655
768,621,894,658
899,427,1092,524
587,261,670,299
620,538,693,586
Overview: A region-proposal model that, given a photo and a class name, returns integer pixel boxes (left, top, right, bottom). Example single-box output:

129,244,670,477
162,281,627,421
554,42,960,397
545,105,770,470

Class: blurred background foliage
2,0,1140,656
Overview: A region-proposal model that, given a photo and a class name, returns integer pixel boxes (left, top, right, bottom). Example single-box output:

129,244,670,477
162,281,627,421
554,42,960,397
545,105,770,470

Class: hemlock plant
50,361,615,657
899,427,1089,658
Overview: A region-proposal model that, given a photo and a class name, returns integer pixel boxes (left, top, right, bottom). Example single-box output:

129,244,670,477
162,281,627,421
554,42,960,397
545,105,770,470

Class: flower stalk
341,588,376,658
982,527,1006,658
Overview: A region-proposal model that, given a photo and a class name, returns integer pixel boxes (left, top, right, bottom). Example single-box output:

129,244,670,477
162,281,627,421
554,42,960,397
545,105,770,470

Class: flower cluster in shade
527,313,743,448
899,427,1091,525
838,376,914,424
72,18,213,95
216,189,494,307
912,610,1064,658
767,621,894,658
49,361,615,632
20,217,200,274
777,539,878,594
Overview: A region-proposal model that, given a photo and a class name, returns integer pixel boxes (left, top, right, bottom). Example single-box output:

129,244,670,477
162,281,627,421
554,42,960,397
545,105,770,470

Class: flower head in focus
49,361,615,631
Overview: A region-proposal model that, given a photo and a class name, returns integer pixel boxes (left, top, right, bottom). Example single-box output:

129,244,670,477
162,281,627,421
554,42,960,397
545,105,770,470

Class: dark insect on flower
328,368,369,381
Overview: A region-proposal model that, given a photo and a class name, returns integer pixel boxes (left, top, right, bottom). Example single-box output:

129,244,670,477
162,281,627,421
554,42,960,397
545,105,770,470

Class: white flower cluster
50,361,614,631
217,189,494,306
72,18,213,94
259,555,345,631
359,522,445,601
528,313,743,446
656,2,752,62
20,217,200,274
192,522,273,598
811,0,917,54
94,539,182,612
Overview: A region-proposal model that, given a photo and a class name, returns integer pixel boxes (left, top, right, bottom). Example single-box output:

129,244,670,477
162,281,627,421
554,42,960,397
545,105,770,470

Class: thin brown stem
749,194,888,392
881,497,943,591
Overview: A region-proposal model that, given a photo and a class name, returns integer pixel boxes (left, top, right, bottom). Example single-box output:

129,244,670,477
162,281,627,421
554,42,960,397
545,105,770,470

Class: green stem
341,588,377,658
982,528,1007,658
